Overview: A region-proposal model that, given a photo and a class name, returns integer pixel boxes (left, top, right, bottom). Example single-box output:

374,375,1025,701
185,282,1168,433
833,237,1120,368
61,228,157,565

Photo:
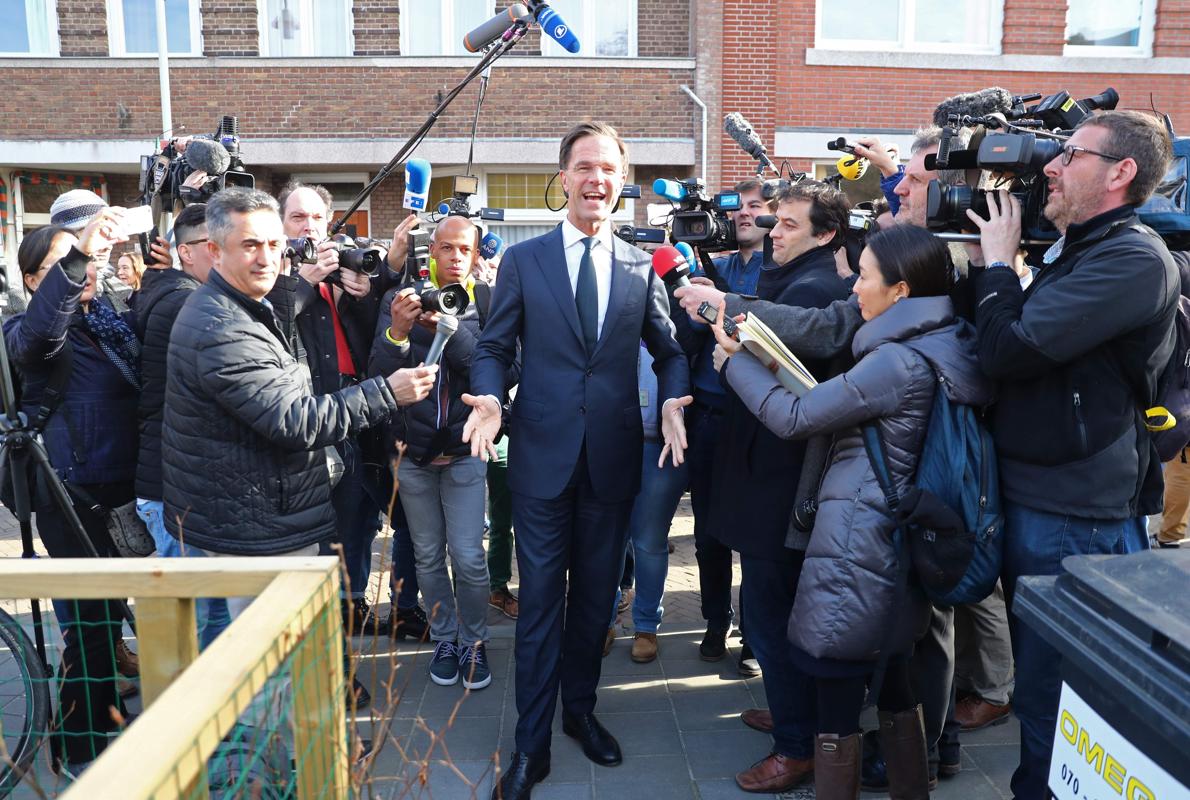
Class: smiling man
466,121,691,800
161,188,437,590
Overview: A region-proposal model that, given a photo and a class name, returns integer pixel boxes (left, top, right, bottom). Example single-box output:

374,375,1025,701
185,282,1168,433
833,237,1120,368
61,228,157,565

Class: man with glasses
965,110,1178,798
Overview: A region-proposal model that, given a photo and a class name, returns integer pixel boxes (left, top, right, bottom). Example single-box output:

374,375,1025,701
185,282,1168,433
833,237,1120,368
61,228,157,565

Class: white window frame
0,0,60,57
814,0,1003,55
290,171,371,235
106,0,203,57
1063,0,1156,58
256,0,354,58
540,0,639,58
398,0,495,57
479,166,636,224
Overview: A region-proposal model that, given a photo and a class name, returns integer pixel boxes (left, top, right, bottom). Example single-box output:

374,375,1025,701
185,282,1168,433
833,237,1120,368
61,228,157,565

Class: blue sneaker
459,642,492,690
429,641,459,686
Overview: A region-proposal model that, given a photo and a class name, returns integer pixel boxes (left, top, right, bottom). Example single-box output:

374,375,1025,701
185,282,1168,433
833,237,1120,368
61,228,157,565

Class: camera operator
963,110,1177,798
276,181,403,643
369,214,515,691
131,202,229,649
711,180,851,793
161,188,436,610
685,179,770,669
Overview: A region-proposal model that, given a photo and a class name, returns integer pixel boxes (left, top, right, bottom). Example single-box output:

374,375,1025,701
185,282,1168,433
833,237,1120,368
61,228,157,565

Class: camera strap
31,341,74,435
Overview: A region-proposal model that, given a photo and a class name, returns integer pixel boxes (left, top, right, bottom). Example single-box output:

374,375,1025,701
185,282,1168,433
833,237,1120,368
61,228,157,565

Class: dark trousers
486,441,515,591
323,437,384,599
817,658,915,735
511,451,633,755
687,403,734,630
739,553,816,759
36,481,129,766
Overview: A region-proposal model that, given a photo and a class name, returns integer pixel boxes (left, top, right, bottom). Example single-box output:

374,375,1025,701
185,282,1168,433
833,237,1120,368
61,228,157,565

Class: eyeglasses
181,238,208,246
1060,145,1125,167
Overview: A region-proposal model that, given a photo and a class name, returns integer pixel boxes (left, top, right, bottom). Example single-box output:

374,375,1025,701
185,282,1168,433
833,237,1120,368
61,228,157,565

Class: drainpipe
680,85,707,180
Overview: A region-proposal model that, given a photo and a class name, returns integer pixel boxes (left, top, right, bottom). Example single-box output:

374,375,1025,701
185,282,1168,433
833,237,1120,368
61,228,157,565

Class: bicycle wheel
0,607,50,798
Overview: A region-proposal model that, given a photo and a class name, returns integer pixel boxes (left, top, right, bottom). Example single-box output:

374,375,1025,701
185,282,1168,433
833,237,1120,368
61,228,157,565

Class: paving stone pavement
0,497,1018,798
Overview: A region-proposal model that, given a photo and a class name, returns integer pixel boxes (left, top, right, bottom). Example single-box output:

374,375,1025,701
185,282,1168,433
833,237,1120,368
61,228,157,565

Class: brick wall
201,0,259,56
1002,0,1065,56
57,0,108,57
1155,2,1190,57
639,0,690,57
353,0,400,56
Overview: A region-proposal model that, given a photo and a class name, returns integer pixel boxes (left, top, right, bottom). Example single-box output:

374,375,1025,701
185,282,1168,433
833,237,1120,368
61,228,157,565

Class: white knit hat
50,189,108,232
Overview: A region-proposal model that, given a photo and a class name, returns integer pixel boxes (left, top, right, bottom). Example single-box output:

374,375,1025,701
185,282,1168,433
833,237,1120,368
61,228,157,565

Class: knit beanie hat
50,189,108,232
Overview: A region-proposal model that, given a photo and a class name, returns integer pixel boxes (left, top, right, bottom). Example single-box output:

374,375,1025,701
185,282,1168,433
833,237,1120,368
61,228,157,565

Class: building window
815,0,1002,54
486,173,567,210
1064,0,1155,57
259,0,352,57
539,0,637,57
0,0,59,56
400,0,494,56
107,0,202,56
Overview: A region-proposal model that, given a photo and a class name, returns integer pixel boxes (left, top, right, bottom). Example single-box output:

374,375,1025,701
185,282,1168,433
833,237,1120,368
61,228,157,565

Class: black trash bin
1015,549,1189,800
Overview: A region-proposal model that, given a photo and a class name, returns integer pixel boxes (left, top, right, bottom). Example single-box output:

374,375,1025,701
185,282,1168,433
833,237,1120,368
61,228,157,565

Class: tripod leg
0,442,51,671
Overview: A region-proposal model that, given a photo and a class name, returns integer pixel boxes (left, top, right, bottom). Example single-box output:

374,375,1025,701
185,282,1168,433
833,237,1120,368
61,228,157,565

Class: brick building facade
2,0,1188,272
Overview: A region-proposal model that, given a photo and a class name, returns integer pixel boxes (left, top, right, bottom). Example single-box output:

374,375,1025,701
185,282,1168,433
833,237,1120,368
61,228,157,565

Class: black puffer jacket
134,268,201,501
162,269,399,555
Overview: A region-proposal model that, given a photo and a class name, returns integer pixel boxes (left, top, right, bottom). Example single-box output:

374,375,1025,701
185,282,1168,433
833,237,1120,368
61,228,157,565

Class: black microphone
463,3,531,52
424,314,459,367
924,150,980,171
931,88,1015,128
724,113,777,172
184,137,231,175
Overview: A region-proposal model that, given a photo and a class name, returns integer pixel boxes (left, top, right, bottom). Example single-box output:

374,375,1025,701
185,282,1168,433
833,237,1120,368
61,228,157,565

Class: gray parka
724,295,993,662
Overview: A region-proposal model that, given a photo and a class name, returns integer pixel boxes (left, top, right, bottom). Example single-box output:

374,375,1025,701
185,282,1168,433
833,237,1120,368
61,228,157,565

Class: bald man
369,215,517,691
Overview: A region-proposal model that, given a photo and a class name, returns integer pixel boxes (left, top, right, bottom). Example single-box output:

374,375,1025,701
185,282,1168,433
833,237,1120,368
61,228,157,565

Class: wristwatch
987,261,1012,270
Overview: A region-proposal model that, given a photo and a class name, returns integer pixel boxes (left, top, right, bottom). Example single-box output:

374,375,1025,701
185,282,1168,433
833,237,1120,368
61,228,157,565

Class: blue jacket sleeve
5,248,90,366
881,166,904,216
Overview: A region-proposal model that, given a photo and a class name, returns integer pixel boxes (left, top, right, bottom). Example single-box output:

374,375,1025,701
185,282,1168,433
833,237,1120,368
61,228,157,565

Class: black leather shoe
491,751,550,800
562,712,622,766
699,625,728,661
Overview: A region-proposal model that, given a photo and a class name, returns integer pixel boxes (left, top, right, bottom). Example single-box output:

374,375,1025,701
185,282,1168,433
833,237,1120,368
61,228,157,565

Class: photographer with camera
964,110,1178,798
370,214,513,691
6,210,140,774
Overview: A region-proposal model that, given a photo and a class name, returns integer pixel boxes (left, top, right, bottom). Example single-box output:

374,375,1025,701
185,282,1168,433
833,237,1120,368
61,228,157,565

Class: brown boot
630,632,658,663
813,733,861,800
115,640,139,678
740,708,774,733
877,705,930,800
734,752,813,793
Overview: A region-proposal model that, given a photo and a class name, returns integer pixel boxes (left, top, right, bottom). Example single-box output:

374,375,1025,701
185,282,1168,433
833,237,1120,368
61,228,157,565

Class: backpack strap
31,341,75,434
474,281,492,330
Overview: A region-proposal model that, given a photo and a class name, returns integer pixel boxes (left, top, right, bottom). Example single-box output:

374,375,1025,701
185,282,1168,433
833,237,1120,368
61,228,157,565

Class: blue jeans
611,441,688,632
136,498,230,649
1000,500,1148,800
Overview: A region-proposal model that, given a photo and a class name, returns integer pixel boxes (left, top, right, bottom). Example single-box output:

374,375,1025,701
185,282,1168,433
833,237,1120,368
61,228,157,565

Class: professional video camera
653,178,742,252
436,174,506,222
923,87,1120,240
284,235,387,286
139,115,255,213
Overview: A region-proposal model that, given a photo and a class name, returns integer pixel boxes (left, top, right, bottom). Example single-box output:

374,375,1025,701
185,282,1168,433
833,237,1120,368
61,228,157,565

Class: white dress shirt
561,218,614,338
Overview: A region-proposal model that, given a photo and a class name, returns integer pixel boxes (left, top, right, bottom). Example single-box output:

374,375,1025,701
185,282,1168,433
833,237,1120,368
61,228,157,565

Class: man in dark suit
466,121,691,800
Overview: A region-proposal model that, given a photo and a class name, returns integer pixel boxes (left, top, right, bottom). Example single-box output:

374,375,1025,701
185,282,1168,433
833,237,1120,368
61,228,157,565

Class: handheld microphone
724,113,778,172
534,3,580,53
424,314,459,367
464,3,531,52
653,179,688,202
184,137,231,175
835,156,868,181
404,158,432,211
932,88,1015,128
674,241,696,269
480,230,504,260
651,246,691,289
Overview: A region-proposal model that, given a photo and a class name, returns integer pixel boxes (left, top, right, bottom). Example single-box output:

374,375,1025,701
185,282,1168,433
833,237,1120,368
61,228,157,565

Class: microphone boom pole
330,23,530,236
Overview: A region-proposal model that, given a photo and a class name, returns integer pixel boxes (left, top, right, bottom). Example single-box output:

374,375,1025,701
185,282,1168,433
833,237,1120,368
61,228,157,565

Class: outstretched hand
658,395,693,468
461,393,502,461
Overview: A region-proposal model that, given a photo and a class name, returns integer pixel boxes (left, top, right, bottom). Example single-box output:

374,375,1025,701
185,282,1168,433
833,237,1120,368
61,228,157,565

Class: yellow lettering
1105,755,1126,795
1061,710,1079,745
1126,776,1154,800
1077,729,1105,774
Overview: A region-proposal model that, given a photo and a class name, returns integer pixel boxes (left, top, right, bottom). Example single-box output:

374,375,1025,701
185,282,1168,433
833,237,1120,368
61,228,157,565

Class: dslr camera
402,228,470,316
284,236,387,286
653,178,742,252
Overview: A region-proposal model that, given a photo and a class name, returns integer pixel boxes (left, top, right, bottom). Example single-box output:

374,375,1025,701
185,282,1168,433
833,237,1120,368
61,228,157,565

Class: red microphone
651,245,691,289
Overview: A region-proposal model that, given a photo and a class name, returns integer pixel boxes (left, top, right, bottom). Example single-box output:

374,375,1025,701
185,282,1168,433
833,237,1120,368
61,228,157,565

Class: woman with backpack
711,225,993,800
6,213,141,776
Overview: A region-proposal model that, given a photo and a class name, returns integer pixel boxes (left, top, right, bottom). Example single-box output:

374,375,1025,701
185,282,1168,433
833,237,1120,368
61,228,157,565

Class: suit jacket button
586,369,593,377
580,406,586,414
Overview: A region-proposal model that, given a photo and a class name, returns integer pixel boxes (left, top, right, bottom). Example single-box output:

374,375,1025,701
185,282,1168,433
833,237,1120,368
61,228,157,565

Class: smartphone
696,301,740,340
119,205,156,238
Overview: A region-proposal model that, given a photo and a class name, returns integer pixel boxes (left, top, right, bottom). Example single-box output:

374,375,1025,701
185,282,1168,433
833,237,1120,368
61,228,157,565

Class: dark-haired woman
713,225,994,800
4,213,141,775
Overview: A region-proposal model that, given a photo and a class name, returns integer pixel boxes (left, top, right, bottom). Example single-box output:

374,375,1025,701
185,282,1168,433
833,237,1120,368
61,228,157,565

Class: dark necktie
575,236,599,353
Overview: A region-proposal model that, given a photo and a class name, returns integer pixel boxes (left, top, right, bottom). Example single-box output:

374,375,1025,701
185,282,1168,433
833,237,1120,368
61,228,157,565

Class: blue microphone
437,202,451,216
404,158,432,211
653,179,688,202
674,241,697,272
480,231,504,260
535,3,580,53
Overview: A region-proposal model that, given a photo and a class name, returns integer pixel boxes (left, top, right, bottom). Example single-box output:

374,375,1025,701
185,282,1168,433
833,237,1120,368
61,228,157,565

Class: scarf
82,300,141,389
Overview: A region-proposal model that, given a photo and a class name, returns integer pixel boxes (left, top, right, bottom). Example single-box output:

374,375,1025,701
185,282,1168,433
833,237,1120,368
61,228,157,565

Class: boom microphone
480,230,504,260
932,87,1015,128
652,246,691,289
404,158,432,211
464,3,531,52
534,3,580,53
424,313,459,367
724,113,778,172
184,137,231,176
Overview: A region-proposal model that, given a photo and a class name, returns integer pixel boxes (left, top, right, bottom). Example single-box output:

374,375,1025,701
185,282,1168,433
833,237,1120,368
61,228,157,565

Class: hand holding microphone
404,158,432,211
424,313,459,367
